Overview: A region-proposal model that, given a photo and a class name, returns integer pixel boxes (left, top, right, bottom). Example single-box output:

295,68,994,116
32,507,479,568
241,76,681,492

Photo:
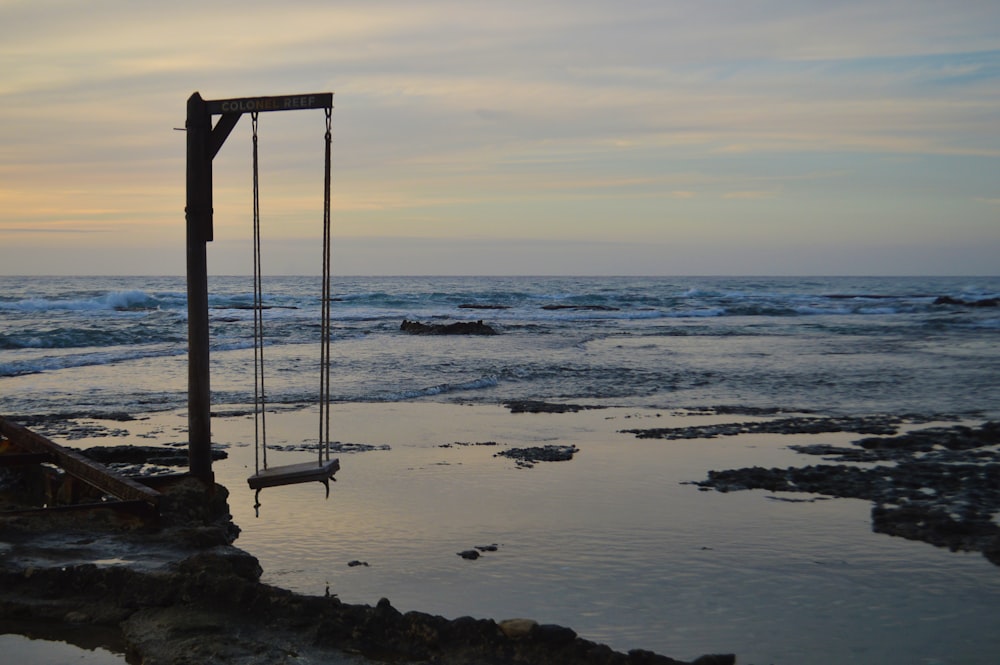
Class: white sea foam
367,375,501,401
0,290,159,312
0,343,184,377
666,307,725,318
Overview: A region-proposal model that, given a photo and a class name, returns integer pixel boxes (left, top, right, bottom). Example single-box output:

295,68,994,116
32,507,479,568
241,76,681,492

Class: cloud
722,191,780,200
1,1,998,275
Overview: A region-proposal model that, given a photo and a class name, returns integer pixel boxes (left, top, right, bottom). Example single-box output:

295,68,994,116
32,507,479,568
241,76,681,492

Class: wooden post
186,92,213,482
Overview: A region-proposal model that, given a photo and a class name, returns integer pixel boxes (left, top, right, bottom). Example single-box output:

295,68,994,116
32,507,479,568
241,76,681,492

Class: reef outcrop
400,319,498,335
693,422,1000,566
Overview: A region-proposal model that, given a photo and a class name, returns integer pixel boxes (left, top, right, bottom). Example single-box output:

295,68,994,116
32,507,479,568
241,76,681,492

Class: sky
1,0,998,276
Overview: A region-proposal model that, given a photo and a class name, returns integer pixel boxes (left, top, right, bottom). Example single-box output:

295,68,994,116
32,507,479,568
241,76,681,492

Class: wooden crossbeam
0,416,161,508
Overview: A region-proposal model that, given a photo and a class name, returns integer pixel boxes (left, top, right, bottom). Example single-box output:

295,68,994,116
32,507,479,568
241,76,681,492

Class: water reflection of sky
196,403,1000,665
0,632,128,664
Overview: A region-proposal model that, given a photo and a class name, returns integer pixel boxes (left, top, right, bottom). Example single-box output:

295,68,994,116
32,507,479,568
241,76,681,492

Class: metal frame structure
0,415,161,513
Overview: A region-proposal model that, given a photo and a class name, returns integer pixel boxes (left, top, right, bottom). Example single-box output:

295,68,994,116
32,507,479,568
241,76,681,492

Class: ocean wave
0,320,185,351
0,289,163,313
856,306,900,315
665,307,726,318
792,305,852,316
4,275,1000,421
961,318,1000,330
0,344,185,377
364,375,500,402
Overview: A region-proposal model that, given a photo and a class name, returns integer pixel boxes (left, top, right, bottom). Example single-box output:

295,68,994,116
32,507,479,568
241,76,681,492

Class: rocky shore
1,470,733,665
680,421,1000,566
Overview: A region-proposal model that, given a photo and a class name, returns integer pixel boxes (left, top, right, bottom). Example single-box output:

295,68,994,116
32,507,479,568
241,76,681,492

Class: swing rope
252,111,268,474
319,106,333,464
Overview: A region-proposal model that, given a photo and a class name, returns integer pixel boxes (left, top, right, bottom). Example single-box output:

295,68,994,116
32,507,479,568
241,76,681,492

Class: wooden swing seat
247,458,339,491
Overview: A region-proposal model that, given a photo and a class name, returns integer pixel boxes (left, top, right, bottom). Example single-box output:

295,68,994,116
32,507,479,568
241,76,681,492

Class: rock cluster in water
621,413,925,440
932,295,999,307
457,543,500,560
400,319,498,335
503,400,602,414
496,444,580,468
691,422,1000,566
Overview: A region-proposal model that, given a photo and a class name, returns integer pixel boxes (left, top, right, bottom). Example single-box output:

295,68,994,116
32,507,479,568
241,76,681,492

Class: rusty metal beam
0,416,160,508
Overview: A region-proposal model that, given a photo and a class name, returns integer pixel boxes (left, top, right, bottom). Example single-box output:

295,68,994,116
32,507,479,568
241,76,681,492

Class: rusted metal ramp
0,415,161,517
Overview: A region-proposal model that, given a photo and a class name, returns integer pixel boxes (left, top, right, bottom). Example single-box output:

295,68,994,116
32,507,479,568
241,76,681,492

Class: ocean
3,275,999,418
2,275,1000,665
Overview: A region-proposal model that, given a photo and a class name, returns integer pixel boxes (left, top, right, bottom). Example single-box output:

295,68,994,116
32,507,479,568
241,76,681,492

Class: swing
246,106,339,505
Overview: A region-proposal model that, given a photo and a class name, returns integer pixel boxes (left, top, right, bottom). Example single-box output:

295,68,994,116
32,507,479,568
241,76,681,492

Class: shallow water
194,404,1000,665
0,631,129,665
7,404,1000,664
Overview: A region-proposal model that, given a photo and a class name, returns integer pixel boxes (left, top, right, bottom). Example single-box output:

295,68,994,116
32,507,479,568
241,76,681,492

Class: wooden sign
207,93,333,115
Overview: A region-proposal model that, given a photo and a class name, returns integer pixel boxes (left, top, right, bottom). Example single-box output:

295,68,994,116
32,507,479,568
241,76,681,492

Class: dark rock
630,648,702,664
858,422,1000,452
504,400,600,414
934,296,999,307
707,405,794,416
437,615,506,656
624,414,908,440
400,319,498,335
787,443,885,462
497,445,579,468
696,422,1000,566
457,549,481,560
541,304,620,311
266,441,389,454
692,656,737,665
13,412,136,427
535,623,577,645
74,445,227,467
